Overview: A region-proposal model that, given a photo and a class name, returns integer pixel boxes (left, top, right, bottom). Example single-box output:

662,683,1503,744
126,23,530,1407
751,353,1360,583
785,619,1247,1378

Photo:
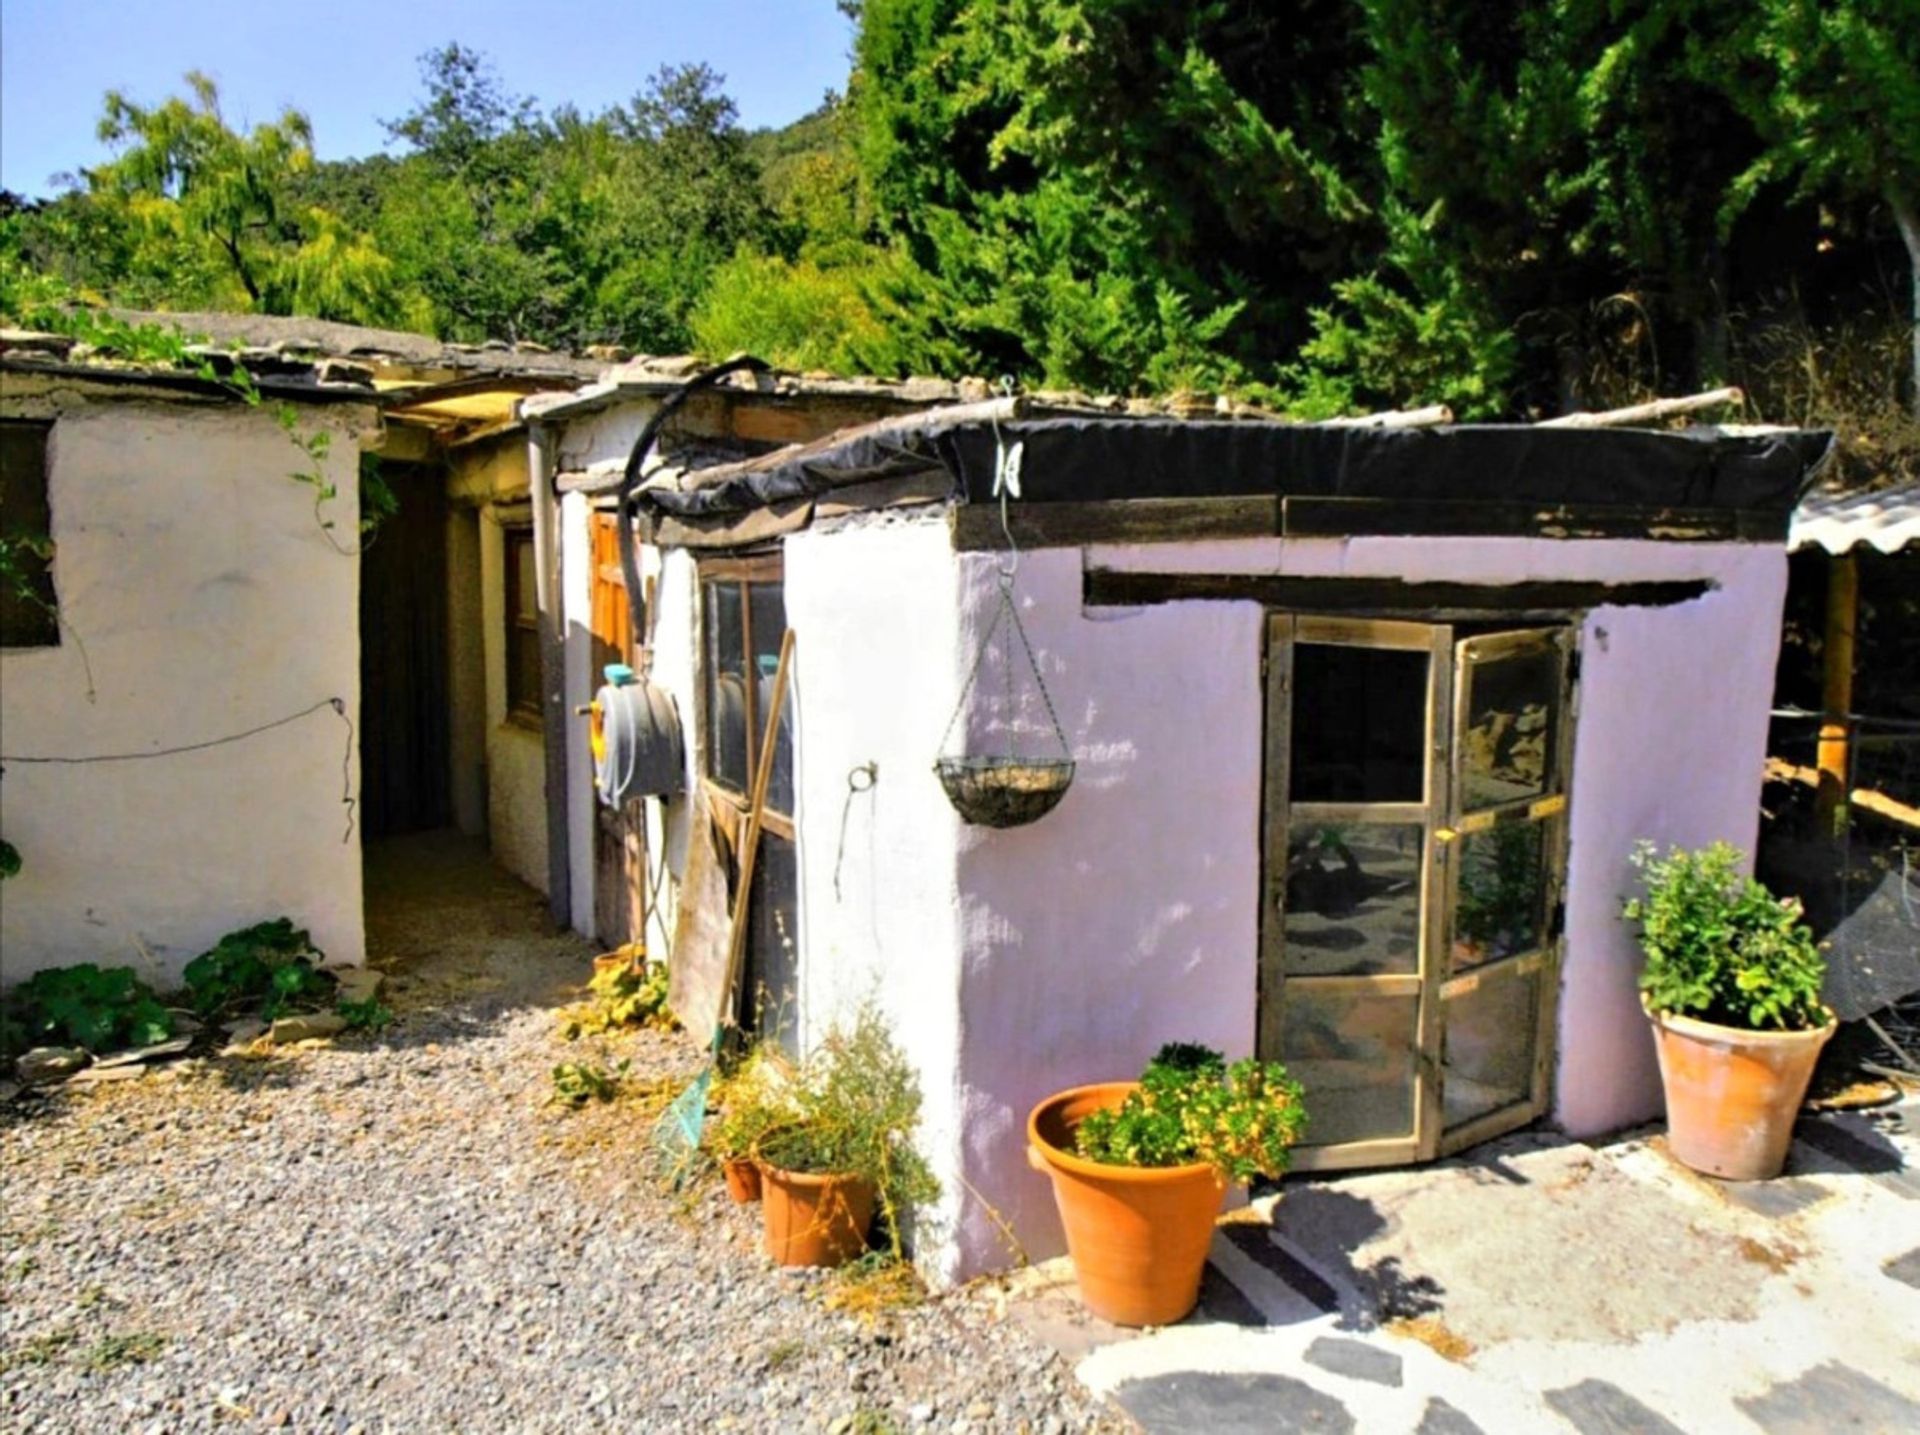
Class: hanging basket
936,755,1076,829
934,425,1076,830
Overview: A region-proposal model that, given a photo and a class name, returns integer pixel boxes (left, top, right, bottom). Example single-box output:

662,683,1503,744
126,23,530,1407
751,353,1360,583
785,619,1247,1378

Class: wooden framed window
1,420,58,648
698,557,793,831
503,526,542,724
698,554,798,1054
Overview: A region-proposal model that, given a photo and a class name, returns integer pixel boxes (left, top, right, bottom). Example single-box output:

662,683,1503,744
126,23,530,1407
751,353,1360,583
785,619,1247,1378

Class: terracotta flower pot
756,1160,876,1267
1646,1003,1837,1181
592,949,638,980
1027,1083,1226,1327
722,1156,762,1205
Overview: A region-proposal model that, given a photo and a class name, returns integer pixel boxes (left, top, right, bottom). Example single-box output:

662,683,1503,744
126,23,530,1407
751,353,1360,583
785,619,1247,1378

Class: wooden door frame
1260,614,1452,1173
1260,611,1578,1172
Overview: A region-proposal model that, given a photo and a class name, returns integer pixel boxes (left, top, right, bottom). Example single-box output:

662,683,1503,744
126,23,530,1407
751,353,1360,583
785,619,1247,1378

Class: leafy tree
86,72,417,325
382,42,539,173
1710,0,1920,414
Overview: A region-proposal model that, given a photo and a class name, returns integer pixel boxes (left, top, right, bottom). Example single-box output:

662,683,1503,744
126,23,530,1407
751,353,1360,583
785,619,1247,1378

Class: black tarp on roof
638,410,1833,524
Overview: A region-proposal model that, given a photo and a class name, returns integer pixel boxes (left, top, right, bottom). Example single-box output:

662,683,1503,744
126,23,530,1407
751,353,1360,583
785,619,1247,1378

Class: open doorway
1260,615,1576,1170
358,461,452,837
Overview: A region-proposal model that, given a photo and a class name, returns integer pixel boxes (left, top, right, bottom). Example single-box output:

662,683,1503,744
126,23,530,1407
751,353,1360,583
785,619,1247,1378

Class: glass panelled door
1262,616,1571,1170
1435,628,1571,1153
1260,616,1453,1170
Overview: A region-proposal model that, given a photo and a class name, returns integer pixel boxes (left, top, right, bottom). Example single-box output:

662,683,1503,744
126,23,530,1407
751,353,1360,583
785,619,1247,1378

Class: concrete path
1011,1100,1920,1434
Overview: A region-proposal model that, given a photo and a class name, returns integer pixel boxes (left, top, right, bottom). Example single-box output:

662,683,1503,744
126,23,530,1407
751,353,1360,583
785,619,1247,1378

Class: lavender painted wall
944,535,1786,1278
603,510,1786,1285
949,547,1266,1277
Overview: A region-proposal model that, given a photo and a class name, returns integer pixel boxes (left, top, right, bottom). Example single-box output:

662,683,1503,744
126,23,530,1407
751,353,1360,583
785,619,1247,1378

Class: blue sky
0,0,854,198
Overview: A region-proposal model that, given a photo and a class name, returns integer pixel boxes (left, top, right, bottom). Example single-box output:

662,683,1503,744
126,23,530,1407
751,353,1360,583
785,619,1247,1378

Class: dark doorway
360,461,452,836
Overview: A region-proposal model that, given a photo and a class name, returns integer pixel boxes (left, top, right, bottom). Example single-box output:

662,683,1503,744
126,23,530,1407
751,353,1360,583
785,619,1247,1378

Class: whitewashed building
524,363,1831,1283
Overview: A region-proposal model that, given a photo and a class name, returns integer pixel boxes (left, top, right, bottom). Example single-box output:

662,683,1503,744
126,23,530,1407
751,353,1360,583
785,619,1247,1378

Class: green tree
1711,0,1920,414
88,71,416,324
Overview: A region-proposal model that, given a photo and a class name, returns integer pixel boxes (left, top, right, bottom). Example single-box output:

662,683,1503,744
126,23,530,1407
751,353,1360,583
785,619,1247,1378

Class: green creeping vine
1,964,174,1055
182,918,332,1021
0,299,395,557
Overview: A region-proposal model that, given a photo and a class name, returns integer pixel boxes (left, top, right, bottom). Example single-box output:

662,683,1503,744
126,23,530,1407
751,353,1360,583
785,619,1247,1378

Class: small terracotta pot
1647,1002,1837,1181
722,1156,762,1205
592,949,638,979
756,1155,876,1267
1027,1083,1226,1327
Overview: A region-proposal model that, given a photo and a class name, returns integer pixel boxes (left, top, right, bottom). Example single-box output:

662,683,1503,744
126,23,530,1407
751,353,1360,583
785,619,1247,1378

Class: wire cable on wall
1,697,358,842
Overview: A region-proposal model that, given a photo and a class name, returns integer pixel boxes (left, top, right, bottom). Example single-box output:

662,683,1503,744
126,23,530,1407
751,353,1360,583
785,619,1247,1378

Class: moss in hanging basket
935,756,1075,828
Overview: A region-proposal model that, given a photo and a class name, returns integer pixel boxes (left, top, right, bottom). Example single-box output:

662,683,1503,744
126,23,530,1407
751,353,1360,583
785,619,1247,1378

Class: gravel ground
0,834,1126,1434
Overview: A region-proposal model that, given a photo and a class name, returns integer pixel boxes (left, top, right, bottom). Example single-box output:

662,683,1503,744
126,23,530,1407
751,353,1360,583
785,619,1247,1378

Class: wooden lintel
951,497,1280,549
1279,497,1782,544
1083,569,1715,615
951,495,1784,550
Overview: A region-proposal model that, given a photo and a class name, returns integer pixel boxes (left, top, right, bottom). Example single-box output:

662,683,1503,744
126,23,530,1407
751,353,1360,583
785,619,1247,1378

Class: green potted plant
708,1046,797,1204
1027,1044,1307,1326
750,1003,939,1268
1623,841,1835,1181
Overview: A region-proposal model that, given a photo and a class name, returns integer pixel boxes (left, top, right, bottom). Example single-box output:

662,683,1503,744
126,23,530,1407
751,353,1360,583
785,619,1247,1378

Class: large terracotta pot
1647,1003,1837,1181
756,1158,876,1267
1027,1083,1226,1326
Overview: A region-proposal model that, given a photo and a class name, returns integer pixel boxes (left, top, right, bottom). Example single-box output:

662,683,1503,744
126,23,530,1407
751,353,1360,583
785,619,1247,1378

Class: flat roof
634,403,1832,540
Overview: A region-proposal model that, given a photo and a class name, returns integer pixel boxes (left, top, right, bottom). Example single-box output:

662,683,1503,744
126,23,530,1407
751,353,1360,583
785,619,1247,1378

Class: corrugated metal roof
1789,481,1920,555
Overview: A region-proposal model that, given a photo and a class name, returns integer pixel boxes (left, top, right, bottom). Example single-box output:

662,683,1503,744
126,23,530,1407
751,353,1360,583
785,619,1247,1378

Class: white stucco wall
561,490,595,935
945,534,1786,1278
553,507,692,951
0,393,373,985
785,516,971,1275
480,508,548,892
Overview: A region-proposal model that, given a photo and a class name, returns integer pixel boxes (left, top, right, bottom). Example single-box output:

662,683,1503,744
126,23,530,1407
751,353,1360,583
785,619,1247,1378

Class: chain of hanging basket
933,403,1077,828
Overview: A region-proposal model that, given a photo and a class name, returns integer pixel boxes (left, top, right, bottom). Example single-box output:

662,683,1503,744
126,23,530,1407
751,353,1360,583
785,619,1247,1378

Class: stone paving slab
1027,1101,1920,1435
1544,1379,1687,1433
1304,1336,1403,1388
1413,1397,1483,1434
1112,1371,1354,1434
1735,1359,1920,1434
1884,1246,1920,1289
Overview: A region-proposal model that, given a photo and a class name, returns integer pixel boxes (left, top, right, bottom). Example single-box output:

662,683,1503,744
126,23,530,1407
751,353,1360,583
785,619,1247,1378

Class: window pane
749,581,792,814
1460,646,1561,810
1283,822,1422,976
1452,822,1547,972
705,580,748,790
741,834,800,1059
1281,989,1418,1145
512,535,538,623
1444,970,1539,1130
1290,644,1428,803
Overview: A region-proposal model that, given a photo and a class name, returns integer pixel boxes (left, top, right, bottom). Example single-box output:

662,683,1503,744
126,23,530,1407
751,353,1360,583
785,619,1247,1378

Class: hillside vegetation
3,4,1915,453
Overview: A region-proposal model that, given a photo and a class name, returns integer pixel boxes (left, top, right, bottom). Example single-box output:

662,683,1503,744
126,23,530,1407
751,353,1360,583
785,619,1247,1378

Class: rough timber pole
1816,552,1858,835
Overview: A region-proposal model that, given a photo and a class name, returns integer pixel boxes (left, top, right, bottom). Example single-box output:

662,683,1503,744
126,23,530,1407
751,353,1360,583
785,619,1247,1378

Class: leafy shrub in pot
746,1002,939,1268
1623,841,1835,1180
1030,1044,1307,1326
708,1046,798,1203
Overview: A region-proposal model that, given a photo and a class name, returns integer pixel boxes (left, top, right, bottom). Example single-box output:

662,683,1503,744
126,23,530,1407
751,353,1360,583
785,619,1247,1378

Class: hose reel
590,663,685,806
